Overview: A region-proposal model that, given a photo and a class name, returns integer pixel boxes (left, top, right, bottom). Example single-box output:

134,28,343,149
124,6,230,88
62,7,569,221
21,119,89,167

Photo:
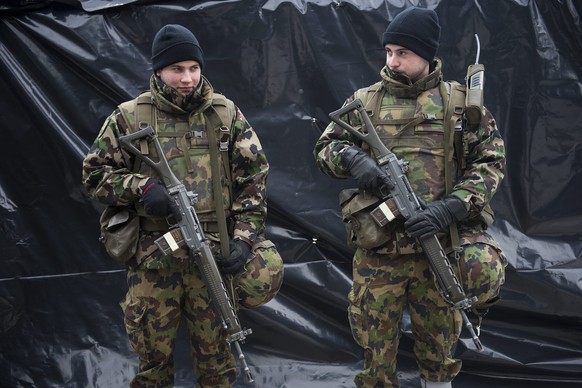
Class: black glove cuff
141,178,157,196
444,195,469,221
339,146,362,169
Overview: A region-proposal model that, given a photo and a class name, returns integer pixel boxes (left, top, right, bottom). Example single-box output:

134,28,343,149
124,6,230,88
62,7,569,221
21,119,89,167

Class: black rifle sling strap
204,103,232,258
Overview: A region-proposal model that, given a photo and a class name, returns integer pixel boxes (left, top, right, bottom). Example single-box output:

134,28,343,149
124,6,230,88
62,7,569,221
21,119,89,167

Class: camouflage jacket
314,60,506,254
83,74,268,265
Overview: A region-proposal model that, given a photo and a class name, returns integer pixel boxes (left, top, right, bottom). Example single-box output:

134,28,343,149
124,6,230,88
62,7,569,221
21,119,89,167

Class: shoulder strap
118,91,154,133
359,82,384,126
353,83,383,154
118,91,155,171
136,92,155,129
448,82,468,176
440,80,467,253
204,92,236,257
440,81,467,193
209,92,236,184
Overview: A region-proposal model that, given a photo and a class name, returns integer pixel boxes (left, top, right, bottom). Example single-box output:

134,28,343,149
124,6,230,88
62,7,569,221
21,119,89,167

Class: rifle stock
329,99,483,352
119,126,255,381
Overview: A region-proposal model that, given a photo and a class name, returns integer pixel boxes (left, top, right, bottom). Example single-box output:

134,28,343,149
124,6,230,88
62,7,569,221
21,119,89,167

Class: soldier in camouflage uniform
314,8,506,388
82,24,283,387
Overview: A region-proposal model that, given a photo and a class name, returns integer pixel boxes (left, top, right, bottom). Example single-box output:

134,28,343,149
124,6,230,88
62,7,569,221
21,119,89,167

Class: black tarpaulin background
1,0,581,387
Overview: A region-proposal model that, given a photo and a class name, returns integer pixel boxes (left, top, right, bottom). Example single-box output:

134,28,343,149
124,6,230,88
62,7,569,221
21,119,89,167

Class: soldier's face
158,60,201,95
385,44,429,83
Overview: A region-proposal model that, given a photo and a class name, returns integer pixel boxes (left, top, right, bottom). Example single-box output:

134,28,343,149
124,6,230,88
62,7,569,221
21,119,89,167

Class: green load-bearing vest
118,91,236,227
356,80,493,252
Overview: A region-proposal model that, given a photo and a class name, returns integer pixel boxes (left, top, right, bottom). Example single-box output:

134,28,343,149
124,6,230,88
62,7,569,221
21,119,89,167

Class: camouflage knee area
349,249,415,386
348,279,401,387
121,269,182,385
236,239,284,309
456,242,505,305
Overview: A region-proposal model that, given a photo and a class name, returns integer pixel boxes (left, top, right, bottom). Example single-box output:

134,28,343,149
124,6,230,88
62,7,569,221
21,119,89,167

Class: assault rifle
329,99,483,352
119,126,254,381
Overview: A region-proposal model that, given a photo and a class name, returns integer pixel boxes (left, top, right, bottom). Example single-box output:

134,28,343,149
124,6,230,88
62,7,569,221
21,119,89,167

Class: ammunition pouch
339,188,397,250
99,206,140,262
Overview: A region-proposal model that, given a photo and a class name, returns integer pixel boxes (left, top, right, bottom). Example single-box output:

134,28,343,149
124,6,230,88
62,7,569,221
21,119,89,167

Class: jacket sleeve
229,105,269,245
81,110,150,205
450,107,506,217
313,94,364,178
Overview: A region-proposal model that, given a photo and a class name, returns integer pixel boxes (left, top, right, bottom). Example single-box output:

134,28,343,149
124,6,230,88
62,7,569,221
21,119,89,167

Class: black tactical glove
340,146,394,196
141,179,182,221
404,195,469,239
217,239,252,275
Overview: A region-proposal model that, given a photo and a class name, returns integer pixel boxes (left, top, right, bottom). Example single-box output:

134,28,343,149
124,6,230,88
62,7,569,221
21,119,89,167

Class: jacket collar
380,58,442,98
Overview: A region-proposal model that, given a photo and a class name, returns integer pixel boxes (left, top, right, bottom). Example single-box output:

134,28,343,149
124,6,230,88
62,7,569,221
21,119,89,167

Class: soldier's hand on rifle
340,146,394,196
404,195,468,239
141,179,182,221
218,239,252,274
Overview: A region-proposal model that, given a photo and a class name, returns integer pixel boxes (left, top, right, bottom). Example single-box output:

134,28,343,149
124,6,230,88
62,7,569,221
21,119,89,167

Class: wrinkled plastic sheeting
0,0,581,387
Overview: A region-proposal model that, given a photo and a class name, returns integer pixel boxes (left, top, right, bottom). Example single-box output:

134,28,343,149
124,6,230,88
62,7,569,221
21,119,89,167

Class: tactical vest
118,91,236,228
356,80,493,252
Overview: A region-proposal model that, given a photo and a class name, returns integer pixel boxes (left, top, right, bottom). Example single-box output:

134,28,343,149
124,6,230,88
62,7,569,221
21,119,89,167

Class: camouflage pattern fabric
456,236,506,306
315,60,506,256
235,237,284,309
120,236,283,387
121,266,237,387
348,240,505,387
82,74,282,386
82,74,268,254
314,60,506,386
348,249,462,387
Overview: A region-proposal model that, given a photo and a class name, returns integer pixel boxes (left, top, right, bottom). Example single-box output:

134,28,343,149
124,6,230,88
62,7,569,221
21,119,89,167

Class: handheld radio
465,34,484,126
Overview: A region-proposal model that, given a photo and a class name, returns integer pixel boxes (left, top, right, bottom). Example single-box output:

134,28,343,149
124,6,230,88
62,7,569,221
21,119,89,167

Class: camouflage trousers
121,239,284,387
348,242,505,387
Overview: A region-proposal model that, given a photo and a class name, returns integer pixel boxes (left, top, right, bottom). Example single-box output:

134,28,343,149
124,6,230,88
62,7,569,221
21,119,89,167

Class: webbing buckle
219,126,229,152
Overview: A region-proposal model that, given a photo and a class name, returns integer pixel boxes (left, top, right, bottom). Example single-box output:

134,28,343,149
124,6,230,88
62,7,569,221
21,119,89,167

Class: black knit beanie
382,7,440,64
151,24,204,72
